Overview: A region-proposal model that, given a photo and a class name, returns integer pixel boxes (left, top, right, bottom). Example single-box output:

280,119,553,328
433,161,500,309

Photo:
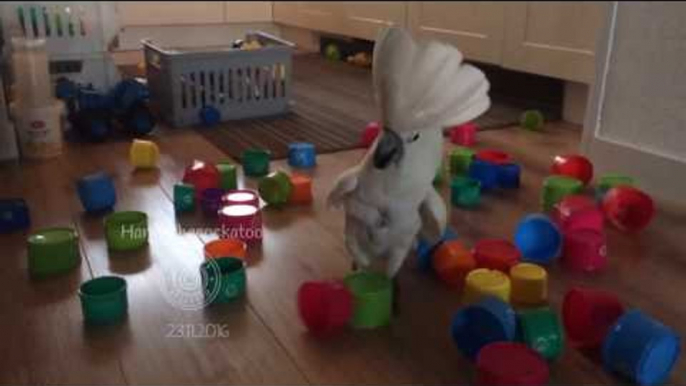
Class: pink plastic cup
222,189,260,208
450,122,478,147
552,195,604,233
361,121,381,148
562,287,625,349
562,229,607,272
218,204,262,244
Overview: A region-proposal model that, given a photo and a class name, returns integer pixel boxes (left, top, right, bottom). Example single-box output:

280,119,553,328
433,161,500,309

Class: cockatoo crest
373,27,490,133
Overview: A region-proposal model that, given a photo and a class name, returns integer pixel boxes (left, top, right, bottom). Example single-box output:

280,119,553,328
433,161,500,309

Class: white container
11,37,52,108
15,101,63,159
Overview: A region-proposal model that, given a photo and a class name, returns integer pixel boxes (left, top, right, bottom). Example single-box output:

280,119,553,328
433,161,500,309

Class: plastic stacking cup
204,238,247,260
242,149,271,177
473,239,521,273
173,183,195,212
469,159,499,192
602,186,655,232
497,163,521,189
552,194,604,234
542,175,584,211
79,276,128,325
360,121,381,148
258,171,293,206
27,227,80,278
562,229,608,272
451,176,481,208
450,122,477,147
563,287,624,349
449,147,475,175
344,272,393,329
596,173,635,202
602,310,680,386
451,297,517,361
182,160,220,200
433,240,476,287
476,342,550,386
201,257,247,304
288,142,316,169
223,189,260,208
200,188,225,216
0,198,30,233
514,214,562,265
416,228,458,272
463,268,511,305
518,307,564,361
218,204,262,244
77,171,116,213
476,149,512,166
104,211,148,251
510,263,547,306
298,280,353,336
216,162,238,191
288,174,313,205
129,139,159,169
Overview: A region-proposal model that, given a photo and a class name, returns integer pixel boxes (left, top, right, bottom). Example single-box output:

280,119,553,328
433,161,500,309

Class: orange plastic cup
204,238,247,260
289,174,313,205
433,241,476,288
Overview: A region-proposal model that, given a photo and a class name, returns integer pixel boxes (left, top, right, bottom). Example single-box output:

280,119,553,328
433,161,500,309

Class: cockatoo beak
373,128,405,169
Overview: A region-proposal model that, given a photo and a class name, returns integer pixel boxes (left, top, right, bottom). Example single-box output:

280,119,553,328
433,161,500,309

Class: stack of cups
219,189,262,244
11,38,64,160
552,195,607,273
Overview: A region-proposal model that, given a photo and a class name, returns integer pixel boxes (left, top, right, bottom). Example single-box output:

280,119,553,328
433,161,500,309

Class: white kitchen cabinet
224,2,273,23
408,2,506,65
502,2,607,83
340,2,406,41
273,2,346,35
116,2,225,26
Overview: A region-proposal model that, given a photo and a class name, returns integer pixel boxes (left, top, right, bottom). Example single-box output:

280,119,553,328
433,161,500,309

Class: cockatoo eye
407,132,420,143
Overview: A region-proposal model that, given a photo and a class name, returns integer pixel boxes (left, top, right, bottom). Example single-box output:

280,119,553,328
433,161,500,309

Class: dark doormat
194,53,552,160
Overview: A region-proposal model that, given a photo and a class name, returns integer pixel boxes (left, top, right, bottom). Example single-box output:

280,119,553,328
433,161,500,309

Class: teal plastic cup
451,176,481,208
344,272,393,329
79,276,128,325
105,211,148,251
27,227,80,278
201,257,247,304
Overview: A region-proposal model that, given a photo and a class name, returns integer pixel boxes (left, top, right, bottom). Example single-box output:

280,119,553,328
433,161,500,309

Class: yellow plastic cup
129,139,159,169
463,268,511,305
510,263,548,306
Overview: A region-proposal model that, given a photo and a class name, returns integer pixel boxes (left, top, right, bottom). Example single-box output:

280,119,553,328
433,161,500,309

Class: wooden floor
1,121,684,385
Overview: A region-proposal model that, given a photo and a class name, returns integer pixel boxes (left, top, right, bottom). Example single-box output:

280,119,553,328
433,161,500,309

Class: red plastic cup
562,229,607,272
297,280,353,336
182,160,220,200
602,186,655,232
551,154,594,185
562,287,625,349
450,122,478,147
476,342,550,386
475,149,512,166
473,239,521,273
218,204,262,244
552,194,604,233
360,121,381,148
223,189,260,208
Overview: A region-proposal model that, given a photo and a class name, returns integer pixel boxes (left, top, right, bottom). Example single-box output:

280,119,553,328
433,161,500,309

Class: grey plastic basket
143,31,295,127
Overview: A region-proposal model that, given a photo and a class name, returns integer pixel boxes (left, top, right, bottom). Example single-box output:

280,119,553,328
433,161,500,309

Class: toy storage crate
143,31,295,128
0,2,120,90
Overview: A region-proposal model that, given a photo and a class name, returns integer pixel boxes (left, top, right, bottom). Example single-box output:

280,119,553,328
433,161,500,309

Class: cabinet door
340,2,406,41
224,2,272,23
503,2,608,83
273,2,345,35
408,2,506,65
117,2,225,26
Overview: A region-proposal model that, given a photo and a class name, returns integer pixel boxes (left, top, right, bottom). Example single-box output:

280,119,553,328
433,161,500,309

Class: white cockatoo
327,27,491,279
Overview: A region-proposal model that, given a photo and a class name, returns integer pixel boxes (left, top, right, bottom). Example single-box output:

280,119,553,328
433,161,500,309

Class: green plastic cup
79,276,128,325
518,307,564,361
258,171,293,206
451,176,481,208
596,174,635,201
27,227,80,278
105,211,148,251
450,147,475,175
201,257,247,304
344,272,393,329
173,183,195,212
541,175,583,211
217,162,238,191
242,149,271,178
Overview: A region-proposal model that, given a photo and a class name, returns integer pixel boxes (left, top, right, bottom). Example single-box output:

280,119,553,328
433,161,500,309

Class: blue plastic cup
468,159,499,192
498,163,521,189
0,198,30,233
288,142,316,169
199,105,221,127
77,171,117,214
514,214,562,265
603,310,680,386
451,296,517,360
416,228,459,272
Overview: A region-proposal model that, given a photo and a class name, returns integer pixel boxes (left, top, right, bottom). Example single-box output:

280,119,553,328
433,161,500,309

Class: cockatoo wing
326,166,360,209
372,27,491,133
419,187,447,244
